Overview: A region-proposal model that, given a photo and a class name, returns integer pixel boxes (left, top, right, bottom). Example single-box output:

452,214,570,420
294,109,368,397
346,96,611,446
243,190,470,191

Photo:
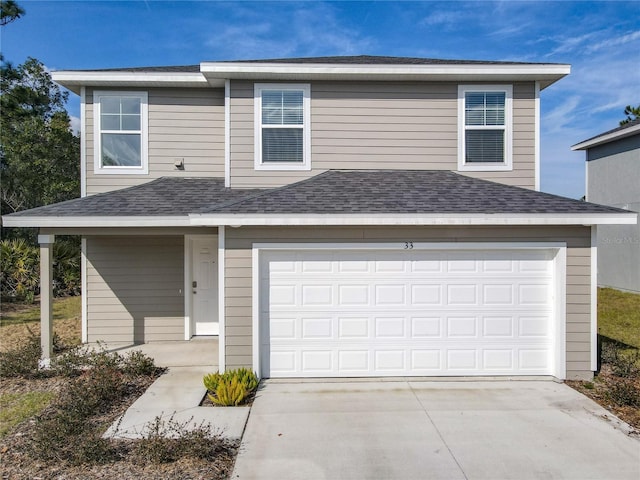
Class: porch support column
38,234,55,366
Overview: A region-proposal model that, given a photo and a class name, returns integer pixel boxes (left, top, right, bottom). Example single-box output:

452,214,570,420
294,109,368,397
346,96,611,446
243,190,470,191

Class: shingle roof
7,170,626,221
60,55,560,73
223,55,551,66
206,170,626,215
7,178,260,217
573,118,640,147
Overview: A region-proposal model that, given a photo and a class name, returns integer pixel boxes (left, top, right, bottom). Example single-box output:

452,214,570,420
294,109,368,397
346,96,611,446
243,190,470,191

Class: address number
404,242,414,249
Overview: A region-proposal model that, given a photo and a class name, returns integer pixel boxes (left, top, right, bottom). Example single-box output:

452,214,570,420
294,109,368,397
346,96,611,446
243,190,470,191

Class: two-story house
572,119,640,293
4,56,636,381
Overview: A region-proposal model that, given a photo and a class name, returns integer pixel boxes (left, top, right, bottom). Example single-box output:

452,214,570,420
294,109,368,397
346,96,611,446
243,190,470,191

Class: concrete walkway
232,380,640,480
102,339,249,441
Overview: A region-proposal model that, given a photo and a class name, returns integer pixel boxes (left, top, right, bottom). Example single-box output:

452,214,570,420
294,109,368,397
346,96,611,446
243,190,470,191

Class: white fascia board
572,123,640,150
200,62,570,89
51,71,212,94
189,212,637,227
2,216,191,228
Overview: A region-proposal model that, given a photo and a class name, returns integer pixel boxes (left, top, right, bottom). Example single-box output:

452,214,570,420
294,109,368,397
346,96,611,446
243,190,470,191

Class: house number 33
404,241,414,249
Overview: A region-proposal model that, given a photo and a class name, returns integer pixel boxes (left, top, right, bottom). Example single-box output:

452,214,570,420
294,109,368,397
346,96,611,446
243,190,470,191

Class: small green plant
583,381,595,390
203,368,259,406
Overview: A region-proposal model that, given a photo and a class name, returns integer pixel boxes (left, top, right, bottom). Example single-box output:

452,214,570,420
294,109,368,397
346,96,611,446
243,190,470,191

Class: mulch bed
567,364,640,433
0,374,238,479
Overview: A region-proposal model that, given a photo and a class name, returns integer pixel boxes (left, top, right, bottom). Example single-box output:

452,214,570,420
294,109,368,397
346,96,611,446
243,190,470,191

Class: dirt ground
567,364,640,433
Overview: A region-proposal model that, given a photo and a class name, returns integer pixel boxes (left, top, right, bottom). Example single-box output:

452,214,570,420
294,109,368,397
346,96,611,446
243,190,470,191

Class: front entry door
191,236,218,335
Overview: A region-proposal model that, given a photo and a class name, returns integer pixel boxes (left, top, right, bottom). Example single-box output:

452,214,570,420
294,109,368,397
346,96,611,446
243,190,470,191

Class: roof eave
572,123,640,150
200,63,571,90
4,212,634,229
189,212,637,227
50,71,216,94
1,216,192,228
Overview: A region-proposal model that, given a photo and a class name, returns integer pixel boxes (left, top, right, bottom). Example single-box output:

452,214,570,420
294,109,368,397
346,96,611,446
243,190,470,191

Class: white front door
191,236,218,335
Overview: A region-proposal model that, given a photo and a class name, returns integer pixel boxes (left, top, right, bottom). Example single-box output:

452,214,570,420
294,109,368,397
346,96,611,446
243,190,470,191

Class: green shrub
30,365,125,464
607,378,640,407
0,333,43,378
0,236,81,302
122,350,157,376
601,342,640,378
0,238,39,302
203,368,259,406
132,414,234,465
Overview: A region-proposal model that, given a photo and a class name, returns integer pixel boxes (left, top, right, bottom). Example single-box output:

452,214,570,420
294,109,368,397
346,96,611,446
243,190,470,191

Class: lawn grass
0,296,81,352
598,287,640,349
0,391,55,438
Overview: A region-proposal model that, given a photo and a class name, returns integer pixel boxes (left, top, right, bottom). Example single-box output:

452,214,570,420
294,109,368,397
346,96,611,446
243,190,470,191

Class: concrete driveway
232,380,639,480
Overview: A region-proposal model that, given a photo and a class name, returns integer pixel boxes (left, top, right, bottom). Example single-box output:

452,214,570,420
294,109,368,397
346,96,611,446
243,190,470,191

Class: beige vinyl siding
86,236,184,342
85,88,224,195
230,81,536,189
224,225,592,379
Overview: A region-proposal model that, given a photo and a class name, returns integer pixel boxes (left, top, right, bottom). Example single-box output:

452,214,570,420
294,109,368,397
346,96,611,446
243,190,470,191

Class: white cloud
586,30,640,53
69,115,81,135
203,3,374,60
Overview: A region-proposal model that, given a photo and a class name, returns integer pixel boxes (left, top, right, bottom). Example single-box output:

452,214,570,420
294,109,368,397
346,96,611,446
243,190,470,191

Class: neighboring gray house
3,56,636,381
573,119,640,293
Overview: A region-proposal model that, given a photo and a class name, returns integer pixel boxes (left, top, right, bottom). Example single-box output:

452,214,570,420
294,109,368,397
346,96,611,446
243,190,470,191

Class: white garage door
259,248,556,378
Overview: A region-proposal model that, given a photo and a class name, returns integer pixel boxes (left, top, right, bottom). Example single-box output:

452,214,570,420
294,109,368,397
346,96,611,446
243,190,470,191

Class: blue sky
2,0,639,199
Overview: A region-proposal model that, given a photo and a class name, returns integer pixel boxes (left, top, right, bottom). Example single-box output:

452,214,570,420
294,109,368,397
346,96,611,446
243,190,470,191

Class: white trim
218,226,226,372
253,241,567,251
184,236,192,340
224,80,231,188
200,62,570,89
457,85,513,172
93,91,149,175
81,237,88,343
591,226,598,371
553,245,567,379
189,212,638,227
254,83,311,171
252,241,567,379
534,81,540,191
52,71,211,94
4,212,636,229
2,216,192,227
572,122,640,150
37,234,55,244
252,244,260,376
80,87,87,197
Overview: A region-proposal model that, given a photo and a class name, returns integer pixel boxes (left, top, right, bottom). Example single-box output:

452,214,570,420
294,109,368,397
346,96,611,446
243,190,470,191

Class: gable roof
572,118,640,150
51,55,571,94
202,170,625,215
3,170,634,228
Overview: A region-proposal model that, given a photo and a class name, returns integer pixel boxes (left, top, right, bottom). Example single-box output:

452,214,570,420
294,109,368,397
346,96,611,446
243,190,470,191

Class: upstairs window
458,85,512,171
255,83,311,171
94,91,148,174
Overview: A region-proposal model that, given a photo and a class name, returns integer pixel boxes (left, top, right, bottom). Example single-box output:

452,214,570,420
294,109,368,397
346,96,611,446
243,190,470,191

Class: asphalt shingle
5,170,629,220
205,170,627,215
7,178,260,217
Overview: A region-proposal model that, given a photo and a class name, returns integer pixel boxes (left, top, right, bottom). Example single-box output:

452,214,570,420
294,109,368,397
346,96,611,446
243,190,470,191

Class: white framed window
93,91,148,175
254,83,311,171
458,85,512,171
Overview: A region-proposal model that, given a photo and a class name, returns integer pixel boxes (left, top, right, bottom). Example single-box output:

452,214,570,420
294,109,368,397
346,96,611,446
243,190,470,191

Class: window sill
458,163,512,172
254,162,312,172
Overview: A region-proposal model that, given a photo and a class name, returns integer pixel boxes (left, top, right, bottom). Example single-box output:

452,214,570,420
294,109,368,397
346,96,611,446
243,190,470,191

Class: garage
257,244,564,378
